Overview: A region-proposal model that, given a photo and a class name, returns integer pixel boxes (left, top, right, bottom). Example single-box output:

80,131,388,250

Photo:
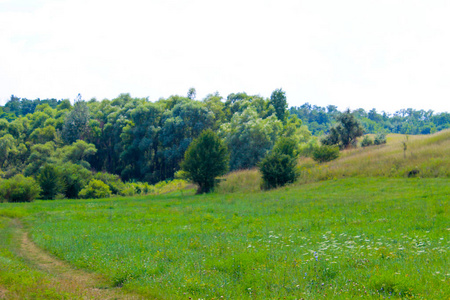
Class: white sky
1,0,449,113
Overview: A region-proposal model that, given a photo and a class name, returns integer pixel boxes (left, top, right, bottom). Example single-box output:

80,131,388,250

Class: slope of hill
217,129,450,193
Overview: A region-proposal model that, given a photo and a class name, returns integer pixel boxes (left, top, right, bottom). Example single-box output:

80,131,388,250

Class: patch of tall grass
298,129,450,183
218,130,450,193
215,169,262,194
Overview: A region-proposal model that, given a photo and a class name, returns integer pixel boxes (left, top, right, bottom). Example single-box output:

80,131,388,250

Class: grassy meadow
0,130,449,299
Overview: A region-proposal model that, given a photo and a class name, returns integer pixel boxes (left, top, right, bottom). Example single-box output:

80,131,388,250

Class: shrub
321,109,364,149
298,138,319,157
374,132,387,145
260,137,299,189
94,172,126,195
312,145,340,163
56,163,92,199
37,164,64,200
120,184,137,196
0,174,41,203
260,153,298,189
78,179,111,199
361,135,374,147
182,130,229,193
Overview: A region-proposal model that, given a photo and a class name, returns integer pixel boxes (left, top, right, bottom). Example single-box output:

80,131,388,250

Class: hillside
217,129,450,193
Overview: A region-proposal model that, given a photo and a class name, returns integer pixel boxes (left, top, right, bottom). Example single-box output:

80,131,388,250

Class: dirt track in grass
0,287,7,299
12,219,141,299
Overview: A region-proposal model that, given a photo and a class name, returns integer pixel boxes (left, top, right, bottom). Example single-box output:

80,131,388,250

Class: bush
260,137,299,189
0,174,41,203
298,138,319,157
78,179,111,199
56,163,92,199
312,145,340,163
321,109,364,149
260,153,298,189
361,135,374,147
182,129,229,193
94,172,126,195
374,132,387,145
37,164,64,200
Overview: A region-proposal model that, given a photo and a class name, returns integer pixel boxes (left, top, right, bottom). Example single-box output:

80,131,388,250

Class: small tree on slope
181,129,229,193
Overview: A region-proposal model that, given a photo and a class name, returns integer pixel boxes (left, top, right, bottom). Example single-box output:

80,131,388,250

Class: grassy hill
0,130,449,299
217,129,450,193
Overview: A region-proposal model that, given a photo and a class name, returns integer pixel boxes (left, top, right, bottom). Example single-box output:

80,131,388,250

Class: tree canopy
1,89,449,201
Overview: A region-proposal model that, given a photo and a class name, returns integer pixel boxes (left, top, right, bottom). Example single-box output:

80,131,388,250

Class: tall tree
62,101,90,144
269,88,288,123
221,107,282,170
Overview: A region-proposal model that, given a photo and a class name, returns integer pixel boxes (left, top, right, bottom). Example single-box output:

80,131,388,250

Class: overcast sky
1,0,449,113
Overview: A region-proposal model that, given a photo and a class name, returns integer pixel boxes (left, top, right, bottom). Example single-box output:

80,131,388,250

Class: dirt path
13,220,141,299
0,287,7,299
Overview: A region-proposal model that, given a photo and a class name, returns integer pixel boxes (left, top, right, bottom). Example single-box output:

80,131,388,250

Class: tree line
289,104,450,135
0,90,449,201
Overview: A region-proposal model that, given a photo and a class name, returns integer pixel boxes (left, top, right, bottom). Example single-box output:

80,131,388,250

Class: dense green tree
29,125,56,144
322,109,364,149
269,88,288,122
260,137,299,189
0,134,17,169
181,129,229,193
57,140,97,169
56,162,92,198
62,101,90,144
24,142,56,176
221,107,282,170
119,102,163,182
37,164,63,200
159,99,214,180
187,87,196,100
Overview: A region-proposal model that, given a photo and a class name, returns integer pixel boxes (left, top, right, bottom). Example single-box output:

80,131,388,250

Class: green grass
1,178,449,299
217,129,450,193
0,217,77,299
1,131,449,298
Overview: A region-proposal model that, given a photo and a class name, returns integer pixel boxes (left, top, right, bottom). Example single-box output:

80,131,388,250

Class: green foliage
5,178,447,298
0,174,41,202
322,109,364,149
29,125,56,144
57,140,97,169
374,132,387,145
182,129,229,193
361,135,374,147
260,137,299,189
93,172,125,195
62,101,90,144
269,88,288,122
37,164,63,200
24,142,56,176
2,92,449,193
56,163,92,199
0,134,18,169
221,107,282,170
298,137,320,157
78,179,111,199
312,145,340,163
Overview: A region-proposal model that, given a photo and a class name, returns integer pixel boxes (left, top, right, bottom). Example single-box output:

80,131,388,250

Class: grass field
0,130,449,299
1,178,449,299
